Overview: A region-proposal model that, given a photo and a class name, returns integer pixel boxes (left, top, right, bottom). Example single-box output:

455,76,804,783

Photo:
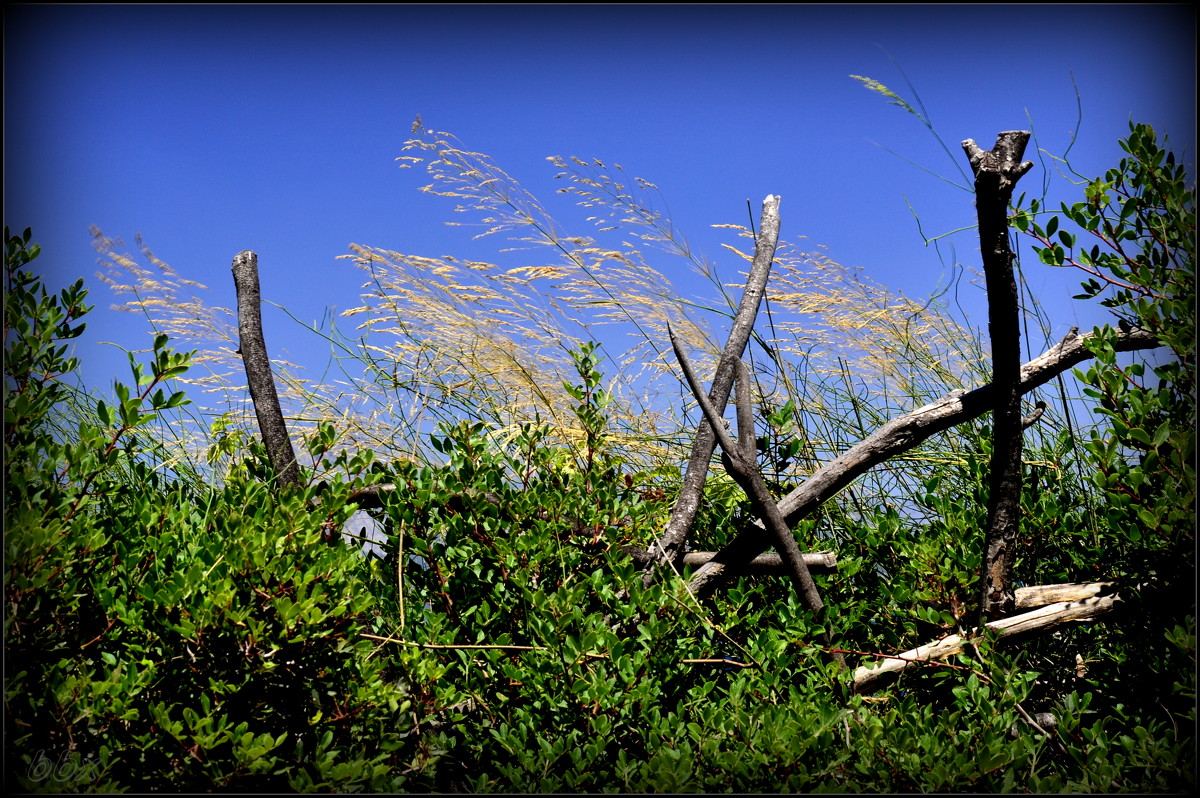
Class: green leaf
97,399,114,428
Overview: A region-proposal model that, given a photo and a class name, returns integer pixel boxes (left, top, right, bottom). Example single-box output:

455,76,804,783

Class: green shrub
4,228,414,791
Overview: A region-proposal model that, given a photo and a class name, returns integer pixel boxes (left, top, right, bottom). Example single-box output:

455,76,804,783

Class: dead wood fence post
962,132,1034,623
232,250,302,492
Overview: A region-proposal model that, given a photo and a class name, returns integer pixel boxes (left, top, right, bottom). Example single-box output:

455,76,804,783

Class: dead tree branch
964,130,1034,623
685,325,1162,598
853,582,1126,693
644,194,782,579
623,548,838,575
232,250,301,491
676,344,847,668
1014,580,1116,609
670,329,827,615
1021,401,1047,429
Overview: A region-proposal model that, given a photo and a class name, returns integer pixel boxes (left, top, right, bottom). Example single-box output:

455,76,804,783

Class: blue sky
5,4,1195,401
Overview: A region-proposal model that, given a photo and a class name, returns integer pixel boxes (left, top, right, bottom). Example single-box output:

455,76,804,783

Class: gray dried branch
232,250,301,491
670,327,846,669
644,194,782,579
622,547,838,575
853,582,1127,693
670,327,826,614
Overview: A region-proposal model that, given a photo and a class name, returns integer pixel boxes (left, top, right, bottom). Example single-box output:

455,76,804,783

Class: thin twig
681,658,754,668
362,633,757,669
362,635,543,652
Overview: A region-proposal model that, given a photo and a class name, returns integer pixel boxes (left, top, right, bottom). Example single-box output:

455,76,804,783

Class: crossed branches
637,165,1163,687
230,139,1168,695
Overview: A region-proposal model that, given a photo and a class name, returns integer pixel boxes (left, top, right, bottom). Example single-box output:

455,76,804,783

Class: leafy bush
4,228,414,791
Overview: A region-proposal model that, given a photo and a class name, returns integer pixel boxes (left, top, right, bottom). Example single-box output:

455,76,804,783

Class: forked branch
963,130,1034,623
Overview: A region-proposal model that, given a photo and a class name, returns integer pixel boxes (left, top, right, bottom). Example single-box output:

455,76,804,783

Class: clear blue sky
5,4,1195,399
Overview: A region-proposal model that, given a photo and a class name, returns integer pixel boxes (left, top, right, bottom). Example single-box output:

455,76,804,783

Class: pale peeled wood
853,583,1122,692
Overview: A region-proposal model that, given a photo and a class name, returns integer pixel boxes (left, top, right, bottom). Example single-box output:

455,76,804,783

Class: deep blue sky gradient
5,4,1195,400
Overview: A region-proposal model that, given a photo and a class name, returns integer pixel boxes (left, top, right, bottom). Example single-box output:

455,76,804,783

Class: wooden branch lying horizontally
1014,580,1116,609
623,547,839,575
685,324,1162,598
852,581,1124,693
363,634,752,670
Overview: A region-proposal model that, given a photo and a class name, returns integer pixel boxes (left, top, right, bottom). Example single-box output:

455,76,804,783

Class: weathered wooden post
232,250,301,491
962,132,1034,623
